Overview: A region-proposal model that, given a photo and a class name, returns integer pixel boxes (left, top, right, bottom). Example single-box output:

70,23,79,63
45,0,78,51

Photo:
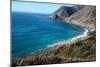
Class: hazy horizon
12,1,74,14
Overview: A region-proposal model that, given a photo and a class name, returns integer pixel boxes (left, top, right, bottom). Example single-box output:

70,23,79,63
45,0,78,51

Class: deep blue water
12,12,84,58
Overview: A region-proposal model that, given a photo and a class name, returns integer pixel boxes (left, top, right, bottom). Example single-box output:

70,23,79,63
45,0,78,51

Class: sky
12,1,74,14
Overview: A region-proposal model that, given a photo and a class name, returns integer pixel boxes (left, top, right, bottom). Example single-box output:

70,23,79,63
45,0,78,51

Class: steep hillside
49,6,82,19
49,5,96,32
65,6,96,31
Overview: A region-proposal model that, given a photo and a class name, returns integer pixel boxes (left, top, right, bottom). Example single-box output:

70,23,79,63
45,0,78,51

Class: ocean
12,12,84,58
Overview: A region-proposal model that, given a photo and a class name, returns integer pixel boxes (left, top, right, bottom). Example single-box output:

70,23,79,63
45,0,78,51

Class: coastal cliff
50,5,96,32
66,6,96,32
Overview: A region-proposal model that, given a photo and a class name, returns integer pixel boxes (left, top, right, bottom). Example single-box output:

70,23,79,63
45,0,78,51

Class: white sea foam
48,28,89,48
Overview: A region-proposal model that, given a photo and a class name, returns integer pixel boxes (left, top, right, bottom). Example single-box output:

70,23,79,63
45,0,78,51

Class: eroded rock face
49,6,83,20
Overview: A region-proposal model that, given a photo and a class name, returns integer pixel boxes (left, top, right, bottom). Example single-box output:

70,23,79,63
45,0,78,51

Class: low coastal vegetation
12,31,96,66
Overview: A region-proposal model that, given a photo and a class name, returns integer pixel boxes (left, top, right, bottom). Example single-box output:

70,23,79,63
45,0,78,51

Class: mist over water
12,12,84,58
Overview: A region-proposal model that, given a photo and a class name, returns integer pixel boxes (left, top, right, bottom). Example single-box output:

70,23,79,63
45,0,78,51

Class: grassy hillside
12,32,96,66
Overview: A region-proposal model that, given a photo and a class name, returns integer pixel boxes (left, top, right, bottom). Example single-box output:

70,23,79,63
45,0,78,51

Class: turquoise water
12,12,84,58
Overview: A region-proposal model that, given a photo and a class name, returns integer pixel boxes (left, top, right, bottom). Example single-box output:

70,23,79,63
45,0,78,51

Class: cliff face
49,6,82,19
66,6,96,31
50,5,96,32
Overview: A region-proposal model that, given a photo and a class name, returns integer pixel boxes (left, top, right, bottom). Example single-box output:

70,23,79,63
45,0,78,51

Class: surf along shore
48,28,89,48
